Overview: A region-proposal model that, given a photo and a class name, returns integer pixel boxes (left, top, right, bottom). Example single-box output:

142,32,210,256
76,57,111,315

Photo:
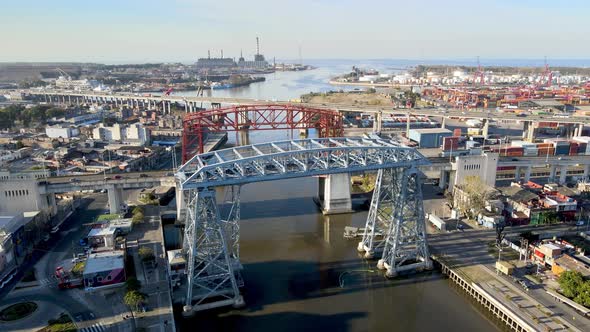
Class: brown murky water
175,175,500,332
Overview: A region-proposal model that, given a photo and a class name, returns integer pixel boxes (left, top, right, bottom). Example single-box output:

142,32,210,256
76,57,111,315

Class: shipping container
453,128,462,137
442,136,460,151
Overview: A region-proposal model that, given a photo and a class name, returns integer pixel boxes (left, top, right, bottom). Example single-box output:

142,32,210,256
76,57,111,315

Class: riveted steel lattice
357,168,401,258
377,167,432,277
182,189,243,312
178,137,429,313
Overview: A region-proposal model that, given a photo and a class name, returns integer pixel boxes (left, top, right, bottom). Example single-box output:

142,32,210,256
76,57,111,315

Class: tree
455,176,493,220
132,212,144,224
132,206,144,215
574,281,590,307
15,141,24,149
124,290,146,312
138,247,155,262
558,270,584,298
125,277,141,292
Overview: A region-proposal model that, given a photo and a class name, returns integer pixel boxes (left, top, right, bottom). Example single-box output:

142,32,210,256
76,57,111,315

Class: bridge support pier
182,189,243,314
559,166,568,185
107,185,124,214
583,165,590,180
523,166,532,182
376,167,432,277
548,165,557,182
320,173,352,215
482,119,490,139
358,168,399,258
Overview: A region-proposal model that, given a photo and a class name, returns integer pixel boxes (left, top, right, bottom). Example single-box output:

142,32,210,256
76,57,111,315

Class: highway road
25,90,590,125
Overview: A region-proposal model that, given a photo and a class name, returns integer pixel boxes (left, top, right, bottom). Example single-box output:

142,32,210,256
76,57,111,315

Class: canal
174,63,501,331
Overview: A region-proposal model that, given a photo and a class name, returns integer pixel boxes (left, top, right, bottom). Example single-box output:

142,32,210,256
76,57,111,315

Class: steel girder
182,189,243,312
377,167,432,278
178,137,429,189
182,104,344,160
178,137,430,313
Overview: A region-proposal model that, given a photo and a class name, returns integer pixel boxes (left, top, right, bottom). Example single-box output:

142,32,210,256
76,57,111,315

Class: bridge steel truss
181,104,344,161
177,137,431,313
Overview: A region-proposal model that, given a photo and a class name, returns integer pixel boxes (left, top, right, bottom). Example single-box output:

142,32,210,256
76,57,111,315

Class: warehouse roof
409,128,452,134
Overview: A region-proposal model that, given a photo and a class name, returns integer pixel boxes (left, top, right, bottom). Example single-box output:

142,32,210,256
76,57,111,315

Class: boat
210,82,235,90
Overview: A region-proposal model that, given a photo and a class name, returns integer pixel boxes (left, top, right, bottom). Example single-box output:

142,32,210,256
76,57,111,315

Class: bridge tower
357,168,400,258
182,188,244,314
377,167,432,277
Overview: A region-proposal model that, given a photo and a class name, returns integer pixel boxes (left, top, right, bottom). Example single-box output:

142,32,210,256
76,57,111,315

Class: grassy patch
38,313,76,332
97,214,120,222
0,302,38,321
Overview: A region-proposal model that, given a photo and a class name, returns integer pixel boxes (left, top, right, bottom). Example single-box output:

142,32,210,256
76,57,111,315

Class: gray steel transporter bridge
176,137,432,314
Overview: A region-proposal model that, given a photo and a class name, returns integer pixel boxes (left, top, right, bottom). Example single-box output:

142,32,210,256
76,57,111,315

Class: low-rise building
83,251,126,290
45,126,79,139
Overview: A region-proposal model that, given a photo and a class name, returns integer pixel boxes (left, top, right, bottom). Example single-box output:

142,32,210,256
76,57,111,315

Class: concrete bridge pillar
514,167,521,182
548,165,557,182
578,124,585,137
320,173,352,215
107,185,124,214
372,111,382,133
523,166,532,182
583,165,590,180
482,119,490,139
441,116,446,129
439,169,448,190
176,186,185,220
559,166,568,185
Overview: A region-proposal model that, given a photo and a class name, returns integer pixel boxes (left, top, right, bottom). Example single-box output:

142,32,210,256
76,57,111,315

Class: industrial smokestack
256,37,260,56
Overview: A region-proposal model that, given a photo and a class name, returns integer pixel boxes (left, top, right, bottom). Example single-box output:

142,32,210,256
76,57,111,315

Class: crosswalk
80,323,107,332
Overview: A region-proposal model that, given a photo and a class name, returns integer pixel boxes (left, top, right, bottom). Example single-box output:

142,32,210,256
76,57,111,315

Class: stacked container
442,136,460,151
453,128,462,137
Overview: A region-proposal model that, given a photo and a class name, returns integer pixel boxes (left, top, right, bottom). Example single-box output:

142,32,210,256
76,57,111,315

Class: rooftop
409,128,452,134
554,255,590,278
498,186,539,203
83,250,125,275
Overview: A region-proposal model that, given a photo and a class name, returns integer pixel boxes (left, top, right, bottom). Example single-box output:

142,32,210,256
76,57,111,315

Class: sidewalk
127,205,176,332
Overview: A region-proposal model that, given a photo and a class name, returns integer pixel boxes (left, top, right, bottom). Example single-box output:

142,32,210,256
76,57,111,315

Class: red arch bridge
181,104,344,161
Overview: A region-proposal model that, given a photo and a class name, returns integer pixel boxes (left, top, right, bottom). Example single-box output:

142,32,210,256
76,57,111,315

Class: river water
174,60,501,331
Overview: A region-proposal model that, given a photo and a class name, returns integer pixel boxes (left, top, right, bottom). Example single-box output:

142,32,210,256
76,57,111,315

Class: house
83,251,126,290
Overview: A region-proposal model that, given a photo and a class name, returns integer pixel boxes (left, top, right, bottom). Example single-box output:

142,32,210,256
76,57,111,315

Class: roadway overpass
45,171,175,213
25,90,590,127
40,153,590,214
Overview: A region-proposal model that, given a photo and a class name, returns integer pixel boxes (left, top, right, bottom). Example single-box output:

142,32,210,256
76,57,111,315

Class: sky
1,0,589,63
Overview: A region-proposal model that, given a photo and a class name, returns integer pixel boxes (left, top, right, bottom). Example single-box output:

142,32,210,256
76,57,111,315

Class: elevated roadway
26,90,590,125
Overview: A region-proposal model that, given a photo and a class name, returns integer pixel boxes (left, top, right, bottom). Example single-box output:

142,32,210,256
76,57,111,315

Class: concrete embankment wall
433,257,537,332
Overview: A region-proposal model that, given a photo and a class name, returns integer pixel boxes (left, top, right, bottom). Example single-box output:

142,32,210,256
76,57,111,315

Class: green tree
558,270,584,298
574,281,590,307
138,247,155,262
15,141,24,149
132,212,144,224
132,206,144,215
124,290,146,312
125,277,141,292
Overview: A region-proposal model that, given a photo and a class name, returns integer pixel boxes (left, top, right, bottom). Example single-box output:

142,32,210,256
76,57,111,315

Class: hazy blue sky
1,0,589,63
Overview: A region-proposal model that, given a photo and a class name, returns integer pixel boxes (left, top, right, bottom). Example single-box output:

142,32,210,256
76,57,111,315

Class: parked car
114,175,122,179
70,178,80,182
139,174,149,178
